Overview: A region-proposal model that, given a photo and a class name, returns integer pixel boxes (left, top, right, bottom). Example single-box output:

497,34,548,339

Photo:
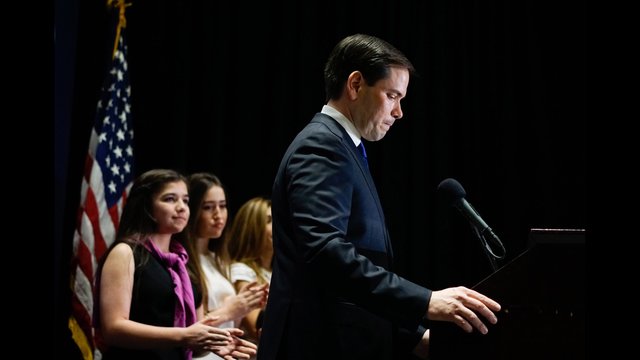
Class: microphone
437,178,490,234
437,178,505,268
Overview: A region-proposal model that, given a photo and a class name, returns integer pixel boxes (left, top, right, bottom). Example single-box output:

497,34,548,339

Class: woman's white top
194,252,242,360
199,252,238,327
230,262,272,285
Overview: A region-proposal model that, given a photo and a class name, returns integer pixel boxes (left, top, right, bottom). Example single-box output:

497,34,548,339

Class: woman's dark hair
116,169,188,243
185,172,231,312
94,169,188,326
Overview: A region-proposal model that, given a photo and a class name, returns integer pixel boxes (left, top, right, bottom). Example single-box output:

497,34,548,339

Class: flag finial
107,0,132,59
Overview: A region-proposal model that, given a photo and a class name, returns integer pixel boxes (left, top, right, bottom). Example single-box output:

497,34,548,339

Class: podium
429,229,585,360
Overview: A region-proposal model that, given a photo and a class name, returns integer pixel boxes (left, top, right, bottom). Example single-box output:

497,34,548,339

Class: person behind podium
257,34,501,360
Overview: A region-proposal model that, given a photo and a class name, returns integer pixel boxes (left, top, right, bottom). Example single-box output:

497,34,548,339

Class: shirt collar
321,105,362,147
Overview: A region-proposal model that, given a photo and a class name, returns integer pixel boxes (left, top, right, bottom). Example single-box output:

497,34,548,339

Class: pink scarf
145,238,196,360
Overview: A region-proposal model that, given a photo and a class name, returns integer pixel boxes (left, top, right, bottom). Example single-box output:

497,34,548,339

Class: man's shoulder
300,113,346,141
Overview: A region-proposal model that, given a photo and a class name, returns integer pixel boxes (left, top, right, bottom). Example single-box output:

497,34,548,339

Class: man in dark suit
257,34,501,360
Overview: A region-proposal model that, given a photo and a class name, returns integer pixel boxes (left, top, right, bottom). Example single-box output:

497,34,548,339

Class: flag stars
108,180,117,194
110,164,121,177
89,35,134,205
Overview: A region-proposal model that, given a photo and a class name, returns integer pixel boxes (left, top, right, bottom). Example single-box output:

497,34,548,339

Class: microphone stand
472,227,506,272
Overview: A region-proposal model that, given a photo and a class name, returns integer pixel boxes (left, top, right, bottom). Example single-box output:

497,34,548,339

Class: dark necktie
357,142,368,168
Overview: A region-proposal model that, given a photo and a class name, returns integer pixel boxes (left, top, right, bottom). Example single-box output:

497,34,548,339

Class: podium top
472,227,585,307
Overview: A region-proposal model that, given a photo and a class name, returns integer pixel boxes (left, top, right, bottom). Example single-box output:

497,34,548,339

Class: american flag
68,33,134,360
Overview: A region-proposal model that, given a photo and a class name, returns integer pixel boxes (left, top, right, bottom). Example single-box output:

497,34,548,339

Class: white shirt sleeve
230,262,258,283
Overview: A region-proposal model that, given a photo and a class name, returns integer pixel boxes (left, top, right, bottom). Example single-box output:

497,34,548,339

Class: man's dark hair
323,33,415,102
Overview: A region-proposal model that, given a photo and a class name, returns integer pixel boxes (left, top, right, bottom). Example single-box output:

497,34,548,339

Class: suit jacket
258,113,431,360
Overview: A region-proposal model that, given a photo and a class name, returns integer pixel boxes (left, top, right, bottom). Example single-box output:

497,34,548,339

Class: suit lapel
312,114,394,261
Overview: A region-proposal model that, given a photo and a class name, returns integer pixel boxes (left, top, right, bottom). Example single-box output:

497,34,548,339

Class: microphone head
437,178,466,206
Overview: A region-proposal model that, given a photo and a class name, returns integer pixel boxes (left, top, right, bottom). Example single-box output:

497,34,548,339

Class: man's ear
346,71,363,100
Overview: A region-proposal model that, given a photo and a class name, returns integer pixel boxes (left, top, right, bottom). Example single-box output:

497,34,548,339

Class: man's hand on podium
427,286,501,334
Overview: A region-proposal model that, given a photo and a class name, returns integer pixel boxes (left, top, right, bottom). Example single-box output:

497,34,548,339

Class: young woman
227,196,273,343
186,173,268,359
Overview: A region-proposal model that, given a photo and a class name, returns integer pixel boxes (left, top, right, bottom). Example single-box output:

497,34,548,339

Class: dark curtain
55,0,587,358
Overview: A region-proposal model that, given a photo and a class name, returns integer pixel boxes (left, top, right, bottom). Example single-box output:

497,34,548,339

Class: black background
55,1,587,358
